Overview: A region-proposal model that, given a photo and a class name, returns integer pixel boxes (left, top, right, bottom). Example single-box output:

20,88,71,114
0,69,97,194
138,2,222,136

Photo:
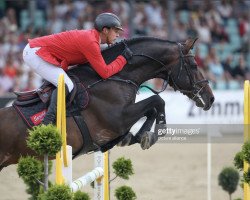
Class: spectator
0,68,14,94
73,0,87,18
23,71,36,91
210,17,228,42
149,24,168,39
206,47,225,84
3,55,18,79
134,3,149,36
172,21,187,41
216,0,233,24
221,55,234,82
186,18,198,38
231,0,250,18
2,8,17,33
46,11,63,33
111,0,130,23
54,0,72,19
239,13,250,38
232,55,250,82
205,3,223,26
144,0,164,29
62,11,78,31
195,18,212,45
82,14,94,30
194,46,205,69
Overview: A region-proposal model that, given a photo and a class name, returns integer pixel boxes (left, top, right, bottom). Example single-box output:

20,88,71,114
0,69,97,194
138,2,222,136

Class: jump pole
244,80,250,200
55,74,69,184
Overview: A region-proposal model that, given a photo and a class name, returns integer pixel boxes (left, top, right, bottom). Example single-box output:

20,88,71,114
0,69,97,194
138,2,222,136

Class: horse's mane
102,36,176,53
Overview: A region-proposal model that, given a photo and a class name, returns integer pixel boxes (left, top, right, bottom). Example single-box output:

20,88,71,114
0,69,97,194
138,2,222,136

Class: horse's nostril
210,97,215,104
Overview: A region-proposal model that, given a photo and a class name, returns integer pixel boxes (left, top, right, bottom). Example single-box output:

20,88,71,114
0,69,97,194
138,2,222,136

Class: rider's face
106,28,121,44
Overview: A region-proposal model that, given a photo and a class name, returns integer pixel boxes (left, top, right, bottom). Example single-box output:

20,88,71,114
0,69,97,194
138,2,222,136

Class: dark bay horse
0,37,214,170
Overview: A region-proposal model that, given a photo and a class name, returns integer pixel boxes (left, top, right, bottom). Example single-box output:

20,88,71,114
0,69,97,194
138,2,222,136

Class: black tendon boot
42,86,70,125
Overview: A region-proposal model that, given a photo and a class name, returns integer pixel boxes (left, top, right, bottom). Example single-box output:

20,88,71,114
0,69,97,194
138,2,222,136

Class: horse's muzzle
198,94,214,111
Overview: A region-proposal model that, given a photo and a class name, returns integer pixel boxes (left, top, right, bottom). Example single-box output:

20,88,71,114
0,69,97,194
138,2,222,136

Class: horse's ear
183,38,198,54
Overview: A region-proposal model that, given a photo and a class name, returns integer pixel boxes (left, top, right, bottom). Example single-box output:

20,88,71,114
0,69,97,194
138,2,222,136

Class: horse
0,37,214,171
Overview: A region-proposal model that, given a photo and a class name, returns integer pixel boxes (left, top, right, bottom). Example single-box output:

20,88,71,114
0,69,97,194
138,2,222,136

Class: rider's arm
83,41,127,79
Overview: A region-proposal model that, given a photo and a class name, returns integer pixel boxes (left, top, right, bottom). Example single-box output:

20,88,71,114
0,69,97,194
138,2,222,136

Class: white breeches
23,44,74,92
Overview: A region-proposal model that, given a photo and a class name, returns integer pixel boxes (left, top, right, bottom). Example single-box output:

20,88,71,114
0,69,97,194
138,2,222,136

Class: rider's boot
42,86,70,125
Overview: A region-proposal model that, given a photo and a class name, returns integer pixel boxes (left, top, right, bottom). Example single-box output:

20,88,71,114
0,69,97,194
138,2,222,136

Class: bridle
129,42,208,101
88,41,209,104
171,43,209,103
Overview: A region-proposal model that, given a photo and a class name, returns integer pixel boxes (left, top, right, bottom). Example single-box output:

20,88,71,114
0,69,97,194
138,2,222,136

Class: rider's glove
122,46,133,62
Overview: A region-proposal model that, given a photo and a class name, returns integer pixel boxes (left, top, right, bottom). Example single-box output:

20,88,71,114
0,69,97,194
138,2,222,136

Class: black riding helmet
94,13,123,32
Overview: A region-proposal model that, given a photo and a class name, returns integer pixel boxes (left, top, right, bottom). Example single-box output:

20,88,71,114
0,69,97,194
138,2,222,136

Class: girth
72,114,99,158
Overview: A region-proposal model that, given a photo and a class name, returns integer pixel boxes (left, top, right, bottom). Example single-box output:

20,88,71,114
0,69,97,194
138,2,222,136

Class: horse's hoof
140,131,158,150
157,113,166,124
117,133,132,147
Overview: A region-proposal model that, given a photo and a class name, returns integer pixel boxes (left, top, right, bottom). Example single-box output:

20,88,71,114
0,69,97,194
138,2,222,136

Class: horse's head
164,38,214,110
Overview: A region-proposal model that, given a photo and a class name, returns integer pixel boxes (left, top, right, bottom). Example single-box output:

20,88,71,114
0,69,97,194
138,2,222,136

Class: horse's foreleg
119,95,166,149
118,108,157,147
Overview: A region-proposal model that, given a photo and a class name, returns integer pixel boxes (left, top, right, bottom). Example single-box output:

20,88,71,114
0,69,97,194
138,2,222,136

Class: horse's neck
120,41,174,85
120,62,158,85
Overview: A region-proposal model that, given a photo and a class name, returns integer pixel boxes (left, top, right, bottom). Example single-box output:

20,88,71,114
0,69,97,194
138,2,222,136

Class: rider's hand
122,46,133,61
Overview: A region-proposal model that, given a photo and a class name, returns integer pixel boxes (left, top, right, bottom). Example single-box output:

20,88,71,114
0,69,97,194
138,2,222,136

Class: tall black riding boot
42,86,69,125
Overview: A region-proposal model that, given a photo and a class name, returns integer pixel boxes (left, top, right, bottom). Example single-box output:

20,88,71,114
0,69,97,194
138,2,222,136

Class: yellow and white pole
55,74,70,184
94,151,110,200
244,80,250,200
71,167,104,192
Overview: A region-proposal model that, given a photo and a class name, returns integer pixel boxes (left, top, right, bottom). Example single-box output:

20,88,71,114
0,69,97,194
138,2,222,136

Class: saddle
13,75,89,126
14,80,77,106
14,81,54,105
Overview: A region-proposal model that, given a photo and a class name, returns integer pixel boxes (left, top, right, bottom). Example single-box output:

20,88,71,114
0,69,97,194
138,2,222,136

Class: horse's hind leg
0,153,14,171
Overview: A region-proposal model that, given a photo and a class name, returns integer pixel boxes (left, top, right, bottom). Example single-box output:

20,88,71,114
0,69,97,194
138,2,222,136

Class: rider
22,12,133,125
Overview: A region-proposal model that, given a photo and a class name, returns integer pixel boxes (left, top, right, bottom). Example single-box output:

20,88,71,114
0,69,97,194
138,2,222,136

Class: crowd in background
0,0,249,95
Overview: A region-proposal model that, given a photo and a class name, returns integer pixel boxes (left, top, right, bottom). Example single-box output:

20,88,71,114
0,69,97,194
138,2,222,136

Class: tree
242,141,250,164
38,184,72,200
27,124,62,190
218,167,240,200
115,186,136,200
234,151,244,171
234,141,250,186
73,190,91,200
17,156,44,200
112,157,134,181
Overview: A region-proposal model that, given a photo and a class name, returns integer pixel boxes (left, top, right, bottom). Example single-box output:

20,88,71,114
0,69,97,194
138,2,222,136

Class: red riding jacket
28,29,127,79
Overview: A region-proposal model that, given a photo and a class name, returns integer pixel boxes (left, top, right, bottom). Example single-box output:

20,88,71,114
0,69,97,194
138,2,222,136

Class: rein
87,77,138,90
